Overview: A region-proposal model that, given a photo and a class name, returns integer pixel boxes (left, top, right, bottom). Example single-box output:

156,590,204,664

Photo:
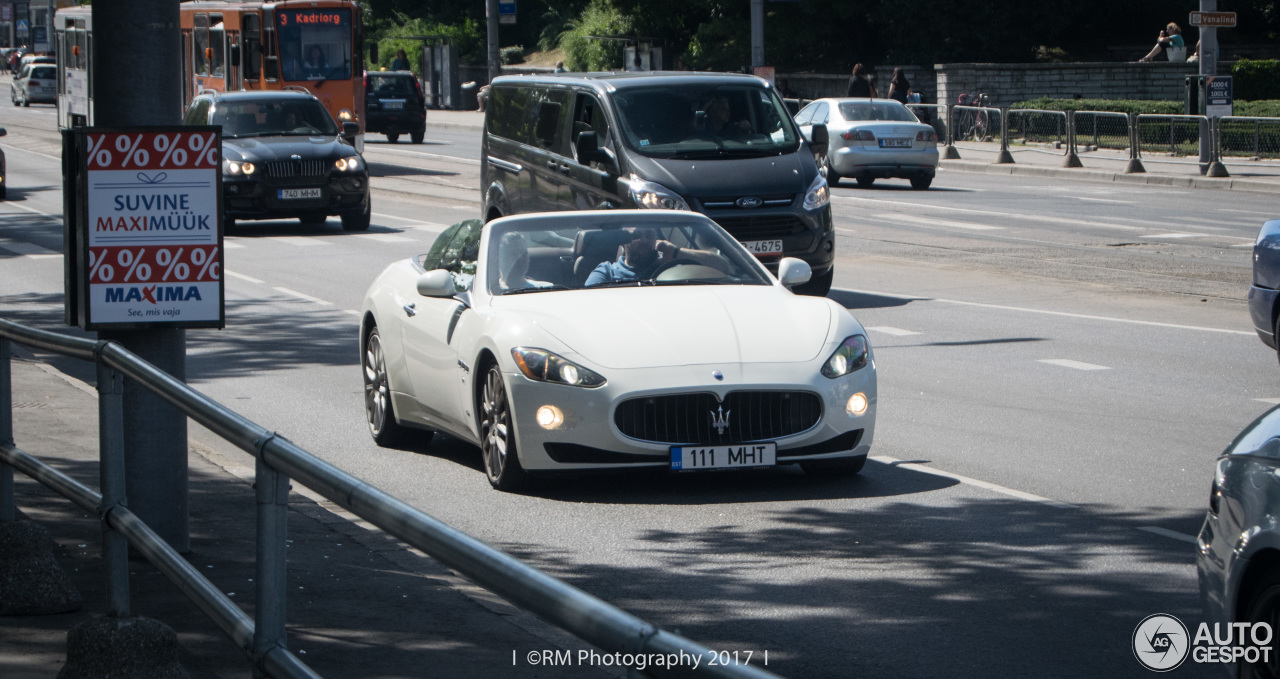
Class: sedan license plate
879,138,913,148
382,99,405,110
278,188,322,200
671,442,776,471
742,239,783,256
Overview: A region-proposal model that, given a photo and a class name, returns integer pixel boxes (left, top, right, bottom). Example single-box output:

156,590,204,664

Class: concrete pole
486,0,499,85
91,0,189,553
750,0,764,69
1198,0,1217,169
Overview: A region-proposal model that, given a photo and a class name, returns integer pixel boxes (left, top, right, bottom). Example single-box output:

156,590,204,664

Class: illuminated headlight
803,172,829,210
223,159,256,176
627,175,690,211
338,108,354,121
334,156,363,172
511,347,606,388
821,334,869,378
846,392,868,416
536,405,565,429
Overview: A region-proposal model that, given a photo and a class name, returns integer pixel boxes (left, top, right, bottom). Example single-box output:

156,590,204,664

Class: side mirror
575,131,615,170
370,43,379,66
416,269,457,298
777,257,812,288
341,122,360,139
809,123,829,155
229,44,241,67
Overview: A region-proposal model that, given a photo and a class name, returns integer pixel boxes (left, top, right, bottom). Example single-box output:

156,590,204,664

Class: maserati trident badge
711,405,731,436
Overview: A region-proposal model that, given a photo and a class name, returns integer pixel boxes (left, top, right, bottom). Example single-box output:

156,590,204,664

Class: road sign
16,19,27,33
498,1,515,24
1207,75,1233,119
1190,11,1236,27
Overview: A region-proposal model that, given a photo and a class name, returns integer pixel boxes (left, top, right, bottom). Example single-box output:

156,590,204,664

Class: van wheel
856,176,875,187
386,133,399,143
410,129,425,144
1240,570,1280,679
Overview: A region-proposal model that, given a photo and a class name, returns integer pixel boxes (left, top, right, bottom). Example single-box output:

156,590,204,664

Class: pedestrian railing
1071,110,1131,152
1005,108,1068,149
1135,114,1209,163
1218,116,1280,160
950,104,1002,144
0,319,781,679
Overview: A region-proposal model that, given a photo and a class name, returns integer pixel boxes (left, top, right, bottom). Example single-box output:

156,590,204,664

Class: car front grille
264,159,327,181
614,391,823,445
699,193,795,209
711,214,808,239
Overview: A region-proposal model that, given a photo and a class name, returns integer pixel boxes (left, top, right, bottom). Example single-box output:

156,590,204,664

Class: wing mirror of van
809,124,829,155
575,131,616,172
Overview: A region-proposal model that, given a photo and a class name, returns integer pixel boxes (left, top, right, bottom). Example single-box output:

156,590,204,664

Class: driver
584,225,725,286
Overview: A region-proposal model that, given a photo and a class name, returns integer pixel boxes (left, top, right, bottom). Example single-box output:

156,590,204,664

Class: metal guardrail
1219,116,1280,159
0,319,781,679
1135,113,1209,160
1071,110,1130,152
1006,108,1067,148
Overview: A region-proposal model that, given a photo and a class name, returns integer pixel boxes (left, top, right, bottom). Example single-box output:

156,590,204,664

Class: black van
480,72,835,295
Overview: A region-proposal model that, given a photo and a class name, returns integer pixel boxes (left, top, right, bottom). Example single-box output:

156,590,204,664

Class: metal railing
0,319,780,679
1071,110,1131,152
1135,113,1208,161
950,104,1002,144
1006,108,1067,148
1218,116,1280,160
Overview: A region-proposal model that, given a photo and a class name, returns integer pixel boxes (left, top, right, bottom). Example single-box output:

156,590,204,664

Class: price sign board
64,126,224,330
1207,75,1234,119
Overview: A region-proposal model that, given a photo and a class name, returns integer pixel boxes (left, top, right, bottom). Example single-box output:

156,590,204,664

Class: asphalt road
2,99,1276,677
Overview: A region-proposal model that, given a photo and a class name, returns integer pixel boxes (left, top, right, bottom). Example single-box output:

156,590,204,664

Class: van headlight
821,335,869,378
512,347,606,388
627,175,690,211
803,172,829,210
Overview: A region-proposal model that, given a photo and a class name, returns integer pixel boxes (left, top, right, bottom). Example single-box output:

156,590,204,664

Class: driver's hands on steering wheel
656,240,680,260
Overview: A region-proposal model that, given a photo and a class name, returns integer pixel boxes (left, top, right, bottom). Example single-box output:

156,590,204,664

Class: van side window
489,86,533,144
531,89,569,153
571,93,612,165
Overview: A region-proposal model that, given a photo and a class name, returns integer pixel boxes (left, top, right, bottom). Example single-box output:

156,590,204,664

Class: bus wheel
386,133,399,143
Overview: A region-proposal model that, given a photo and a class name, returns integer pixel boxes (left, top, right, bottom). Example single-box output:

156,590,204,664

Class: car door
526,88,571,212
562,90,621,211
399,220,482,429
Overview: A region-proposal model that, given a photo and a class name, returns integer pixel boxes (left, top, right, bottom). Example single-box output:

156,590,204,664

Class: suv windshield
611,84,799,160
211,99,339,138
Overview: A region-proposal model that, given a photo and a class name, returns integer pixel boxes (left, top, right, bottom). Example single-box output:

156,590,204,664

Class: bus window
210,16,225,77
244,14,261,81
263,11,279,81
193,14,209,76
276,8,351,82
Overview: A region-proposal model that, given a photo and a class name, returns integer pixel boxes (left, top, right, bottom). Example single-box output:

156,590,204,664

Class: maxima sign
65,126,225,330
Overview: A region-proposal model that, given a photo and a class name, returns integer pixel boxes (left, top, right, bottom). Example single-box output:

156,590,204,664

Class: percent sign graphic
86,135,111,168
88,249,113,282
153,133,218,167
155,247,220,281
117,248,150,282
116,134,150,167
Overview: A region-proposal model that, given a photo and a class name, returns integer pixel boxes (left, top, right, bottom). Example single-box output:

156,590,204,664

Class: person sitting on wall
1138,22,1185,62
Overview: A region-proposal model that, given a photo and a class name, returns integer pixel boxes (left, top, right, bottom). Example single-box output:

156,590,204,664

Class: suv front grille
264,160,327,180
614,391,823,444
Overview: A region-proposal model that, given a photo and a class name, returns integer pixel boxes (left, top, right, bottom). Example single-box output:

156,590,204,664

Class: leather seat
572,229,632,286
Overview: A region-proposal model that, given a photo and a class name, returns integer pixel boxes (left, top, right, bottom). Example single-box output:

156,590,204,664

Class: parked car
1198,404,1280,677
1249,220,1280,363
364,70,427,144
359,210,877,491
480,72,836,297
795,97,939,189
11,62,57,107
182,90,370,231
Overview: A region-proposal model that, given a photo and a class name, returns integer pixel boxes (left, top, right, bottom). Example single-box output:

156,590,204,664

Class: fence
1005,108,1067,147
1071,111,1130,152
1219,116,1280,160
0,319,780,679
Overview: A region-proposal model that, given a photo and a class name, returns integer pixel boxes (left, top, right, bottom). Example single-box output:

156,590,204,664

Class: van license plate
671,442,777,471
742,239,783,256
278,188,322,200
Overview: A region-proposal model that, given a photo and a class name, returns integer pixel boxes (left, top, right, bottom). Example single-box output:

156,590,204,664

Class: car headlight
511,347,606,388
627,175,690,211
821,334,869,378
338,108,354,121
223,159,256,176
803,172,829,211
334,156,363,172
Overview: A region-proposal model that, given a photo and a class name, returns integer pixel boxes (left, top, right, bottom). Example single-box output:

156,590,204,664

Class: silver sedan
795,97,939,189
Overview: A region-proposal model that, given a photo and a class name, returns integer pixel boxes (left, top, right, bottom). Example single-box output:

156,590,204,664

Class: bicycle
955,92,991,142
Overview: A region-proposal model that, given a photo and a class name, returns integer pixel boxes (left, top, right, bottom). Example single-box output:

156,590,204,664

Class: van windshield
610,84,800,160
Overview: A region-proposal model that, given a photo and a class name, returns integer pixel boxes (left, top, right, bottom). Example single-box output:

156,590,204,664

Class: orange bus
179,0,366,147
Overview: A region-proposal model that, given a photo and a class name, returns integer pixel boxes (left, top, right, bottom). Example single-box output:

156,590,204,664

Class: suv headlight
821,335,869,378
334,156,363,172
223,159,256,176
803,172,829,211
512,347,606,388
627,175,690,211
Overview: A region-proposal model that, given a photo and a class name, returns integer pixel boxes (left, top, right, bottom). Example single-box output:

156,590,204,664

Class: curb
939,159,1280,195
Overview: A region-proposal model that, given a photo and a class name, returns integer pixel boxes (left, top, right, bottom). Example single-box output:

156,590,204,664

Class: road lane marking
274,236,330,247
222,241,245,249
871,455,1074,509
1138,526,1197,544
841,287,1254,336
0,143,62,162
0,238,57,256
875,212,1004,230
867,326,922,336
344,309,361,316
1076,197,1135,204
367,146,482,166
1141,233,1206,239
832,194,1149,231
1039,359,1111,371
226,271,264,284
1224,209,1277,217
1255,398,1280,405
355,233,417,243
273,286,332,305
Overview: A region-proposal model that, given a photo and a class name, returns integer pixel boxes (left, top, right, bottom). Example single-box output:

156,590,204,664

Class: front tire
479,363,526,491
341,199,371,231
1240,570,1280,679
363,326,421,447
386,132,399,143
801,454,867,477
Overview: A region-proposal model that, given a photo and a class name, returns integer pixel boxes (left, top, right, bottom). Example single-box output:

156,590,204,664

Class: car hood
626,152,812,199
496,286,833,369
223,135,352,163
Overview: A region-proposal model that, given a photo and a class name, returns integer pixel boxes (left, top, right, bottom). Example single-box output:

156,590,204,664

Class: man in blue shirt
585,226,727,286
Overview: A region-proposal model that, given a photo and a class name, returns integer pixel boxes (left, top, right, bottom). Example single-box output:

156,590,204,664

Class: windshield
276,8,352,82
368,75,417,99
838,101,919,123
486,217,772,295
211,99,339,138
611,84,799,159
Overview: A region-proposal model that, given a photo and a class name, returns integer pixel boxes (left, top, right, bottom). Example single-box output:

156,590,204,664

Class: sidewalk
0,347,607,678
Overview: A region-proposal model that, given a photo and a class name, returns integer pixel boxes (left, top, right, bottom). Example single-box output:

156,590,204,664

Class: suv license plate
671,442,777,471
382,100,405,110
278,188,322,200
742,239,783,256
879,138,913,148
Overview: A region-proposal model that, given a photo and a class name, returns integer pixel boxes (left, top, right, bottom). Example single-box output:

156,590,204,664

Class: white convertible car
360,211,877,490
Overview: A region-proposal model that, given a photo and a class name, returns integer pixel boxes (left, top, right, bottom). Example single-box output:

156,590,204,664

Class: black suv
364,71,427,143
182,90,371,231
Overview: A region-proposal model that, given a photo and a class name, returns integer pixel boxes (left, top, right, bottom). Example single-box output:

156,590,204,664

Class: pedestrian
390,48,410,72
1138,22,1185,62
845,63,877,98
554,60,567,73
886,67,911,105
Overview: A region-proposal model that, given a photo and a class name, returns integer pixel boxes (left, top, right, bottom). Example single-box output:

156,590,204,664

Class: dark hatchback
365,71,427,144
182,90,371,231
1250,219,1280,362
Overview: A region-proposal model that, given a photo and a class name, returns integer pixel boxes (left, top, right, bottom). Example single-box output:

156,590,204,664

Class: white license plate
671,442,777,471
382,100,405,110
879,138,913,148
742,239,783,256
278,188,322,200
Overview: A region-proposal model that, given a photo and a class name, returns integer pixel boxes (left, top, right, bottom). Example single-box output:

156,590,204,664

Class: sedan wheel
856,175,875,187
1241,571,1280,679
910,176,933,190
824,155,841,185
363,326,421,447
480,363,526,491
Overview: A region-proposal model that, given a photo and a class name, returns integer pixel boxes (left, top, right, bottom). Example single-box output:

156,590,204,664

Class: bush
1011,97,1183,115
500,45,525,65
1232,59,1280,102
558,0,632,72
373,15,483,72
